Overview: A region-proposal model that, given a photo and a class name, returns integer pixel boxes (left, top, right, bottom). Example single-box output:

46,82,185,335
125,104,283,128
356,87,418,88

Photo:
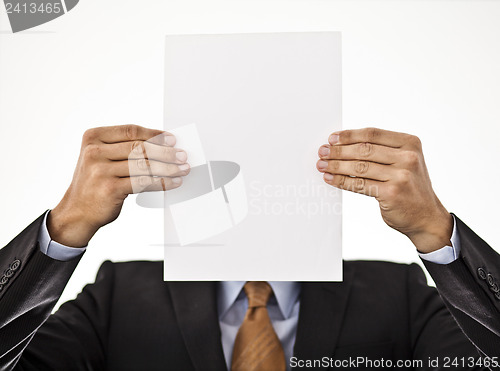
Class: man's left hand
317,127,453,253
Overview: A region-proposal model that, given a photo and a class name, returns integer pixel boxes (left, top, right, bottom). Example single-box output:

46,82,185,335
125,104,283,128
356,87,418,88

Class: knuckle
408,135,422,148
366,127,379,142
331,160,340,171
83,144,101,160
354,177,365,191
137,158,149,171
403,150,419,168
368,183,381,198
337,174,347,188
354,161,369,175
82,128,97,143
131,141,144,156
358,142,373,157
138,176,152,187
125,125,139,141
398,169,412,184
89,164,105,179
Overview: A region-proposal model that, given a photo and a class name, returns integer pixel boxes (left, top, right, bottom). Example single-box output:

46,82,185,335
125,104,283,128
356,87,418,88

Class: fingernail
329,134,339,145
178,163,190,171
176,150,187,162
164,135,176,146
317,160,328,170
324,173,334,181
172,177,182,184
319,146,330,157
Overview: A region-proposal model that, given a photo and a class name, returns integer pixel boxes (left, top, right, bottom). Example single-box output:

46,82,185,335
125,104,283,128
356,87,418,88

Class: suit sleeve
422,214,500,359
405,263,486,370
0,213,83,370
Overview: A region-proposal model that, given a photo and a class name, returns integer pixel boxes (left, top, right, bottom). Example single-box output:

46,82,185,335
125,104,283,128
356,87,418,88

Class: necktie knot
232,281,285,371
244,281,272,308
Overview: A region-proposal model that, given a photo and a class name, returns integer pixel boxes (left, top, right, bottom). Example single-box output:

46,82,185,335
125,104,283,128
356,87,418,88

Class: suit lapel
168,281,227,371
292,263,355,369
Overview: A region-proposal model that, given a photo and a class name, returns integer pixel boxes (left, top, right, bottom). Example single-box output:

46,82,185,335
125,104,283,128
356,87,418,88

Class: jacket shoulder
342,259,427,288
92,260,164,285
344,259,423,273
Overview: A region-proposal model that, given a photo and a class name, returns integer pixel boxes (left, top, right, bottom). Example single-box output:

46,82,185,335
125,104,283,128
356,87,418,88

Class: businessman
0,125,499,370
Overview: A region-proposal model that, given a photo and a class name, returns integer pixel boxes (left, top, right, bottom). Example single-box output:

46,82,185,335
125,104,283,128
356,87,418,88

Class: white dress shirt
37,211,461,370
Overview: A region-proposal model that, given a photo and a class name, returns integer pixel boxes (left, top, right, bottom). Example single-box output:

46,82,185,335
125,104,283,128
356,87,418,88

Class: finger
118,176,183,194
113,159,190,177
318,143,398,165
328,127,415,148
84,125,176,146
323,173,382,198
101,141,187,163
317,159,393,182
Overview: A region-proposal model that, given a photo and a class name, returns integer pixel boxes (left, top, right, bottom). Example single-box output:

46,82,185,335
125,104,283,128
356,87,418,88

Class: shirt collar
218,281,301,320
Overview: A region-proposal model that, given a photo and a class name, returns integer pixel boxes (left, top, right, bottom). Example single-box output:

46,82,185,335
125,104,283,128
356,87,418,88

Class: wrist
48,206,97,247
409,211,453,254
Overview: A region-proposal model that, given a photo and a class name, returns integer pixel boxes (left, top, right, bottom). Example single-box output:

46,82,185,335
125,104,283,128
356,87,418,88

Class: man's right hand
48,125,190,247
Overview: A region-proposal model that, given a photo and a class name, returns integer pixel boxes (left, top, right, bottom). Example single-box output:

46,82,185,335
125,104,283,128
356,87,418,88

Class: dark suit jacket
0,213,498,370
422,216,500,359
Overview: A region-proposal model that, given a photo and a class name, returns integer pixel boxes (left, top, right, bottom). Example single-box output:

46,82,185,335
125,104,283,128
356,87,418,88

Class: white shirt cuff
38,211,87,261
418,215,461,265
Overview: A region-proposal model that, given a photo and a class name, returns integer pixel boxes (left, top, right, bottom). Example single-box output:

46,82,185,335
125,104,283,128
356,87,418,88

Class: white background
1,0,499,310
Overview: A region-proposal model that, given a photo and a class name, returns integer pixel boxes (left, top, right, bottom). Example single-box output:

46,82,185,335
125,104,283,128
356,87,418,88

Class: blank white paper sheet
162,32,342,281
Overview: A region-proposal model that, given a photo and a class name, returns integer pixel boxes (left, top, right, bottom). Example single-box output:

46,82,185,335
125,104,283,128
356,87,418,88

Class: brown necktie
231,281,286,371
